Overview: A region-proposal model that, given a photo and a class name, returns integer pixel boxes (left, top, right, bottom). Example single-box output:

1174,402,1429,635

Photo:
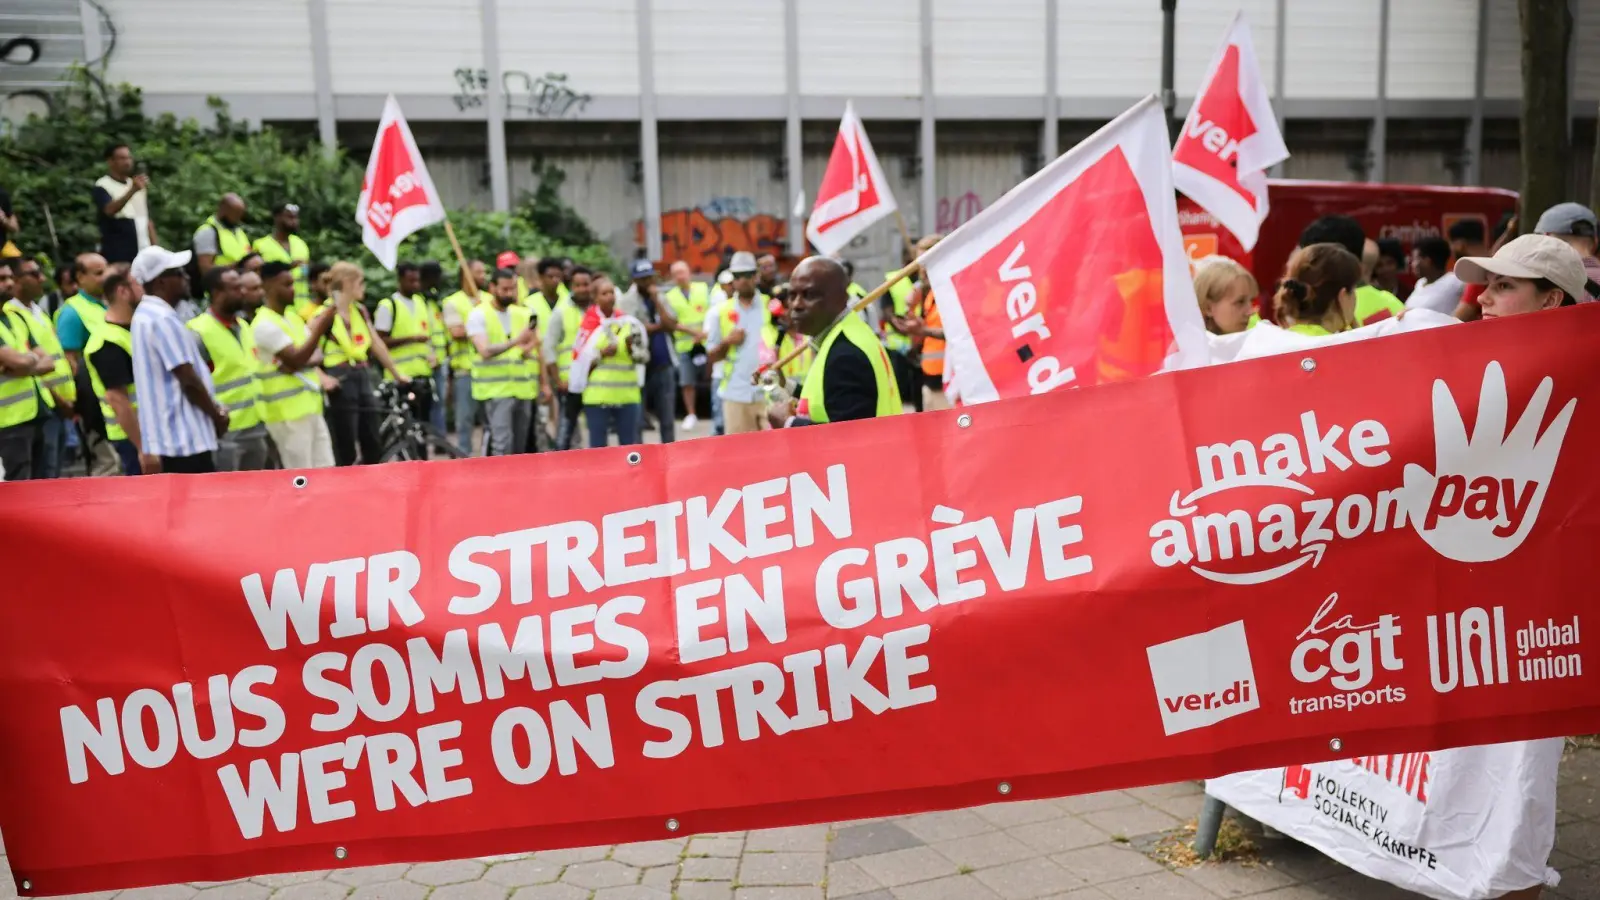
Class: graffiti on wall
636,201,792,274
936,191,984,234
1,37,56,128
452,68,592,119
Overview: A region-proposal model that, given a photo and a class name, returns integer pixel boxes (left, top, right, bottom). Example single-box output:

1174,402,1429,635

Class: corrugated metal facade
325,0,479,95
1387,0,1478,99
1058,4,1163,97
498,1,638,97
1285,0,1380,99
797,0,919,96
652,0,785,96
932,0,1046,97
1174,0,1278,95
101,0,314,93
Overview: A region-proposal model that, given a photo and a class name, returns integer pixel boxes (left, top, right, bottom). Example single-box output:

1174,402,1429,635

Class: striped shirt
131,295,219,457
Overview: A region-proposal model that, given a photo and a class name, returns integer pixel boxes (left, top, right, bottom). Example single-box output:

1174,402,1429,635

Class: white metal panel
1483,0,1520,99
797,0,919,96
1387,0,1477,99
1576,0,1600,101
932,0,1046,96
652,0,784,95
100,0,314,93
935,149,1027,233
1059,1,1162,97
498,1,638,96
1175,0,1279,100
1284,0,1380,99
325,0,479,95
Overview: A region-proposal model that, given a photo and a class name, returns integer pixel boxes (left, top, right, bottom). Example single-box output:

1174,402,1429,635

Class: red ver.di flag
919,96,1209,405
1171,11,1289,252
805,101,898,256
358,95,447,270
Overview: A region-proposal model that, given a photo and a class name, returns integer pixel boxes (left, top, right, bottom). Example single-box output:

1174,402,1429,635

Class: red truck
1178,180,1518,320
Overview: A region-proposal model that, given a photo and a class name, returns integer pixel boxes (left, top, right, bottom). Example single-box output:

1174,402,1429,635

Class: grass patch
1151,818,1260,868
956,864,975,875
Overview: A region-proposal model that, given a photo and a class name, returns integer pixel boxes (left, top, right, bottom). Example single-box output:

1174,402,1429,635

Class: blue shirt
131,295,219,458
56,291,105,352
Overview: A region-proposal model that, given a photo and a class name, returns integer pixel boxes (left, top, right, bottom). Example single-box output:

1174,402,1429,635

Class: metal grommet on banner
1299,357,1316,373
292,475,309,489
665,817,681,832
627,451,642,466
957,414,972,429
334,847,348,860
20,880,31,892
1329,737,1343,752
997,781,1013,795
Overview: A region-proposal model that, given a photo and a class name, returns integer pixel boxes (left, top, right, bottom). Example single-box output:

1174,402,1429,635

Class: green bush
0,71,617,298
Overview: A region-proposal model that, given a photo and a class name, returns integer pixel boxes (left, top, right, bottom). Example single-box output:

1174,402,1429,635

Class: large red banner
3,308,1599,895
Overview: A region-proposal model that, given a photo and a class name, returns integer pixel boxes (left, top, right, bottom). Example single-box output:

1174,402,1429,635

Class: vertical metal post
1161,0,1178,141
784,0,804,257
307,0,338,154
637,0,663,260
1466,0,1489,185
1369,0,1390,182
78,1,103,64
1042,0,1060,161
1271,0,1287,176
919,0,936,236
480,0,510,211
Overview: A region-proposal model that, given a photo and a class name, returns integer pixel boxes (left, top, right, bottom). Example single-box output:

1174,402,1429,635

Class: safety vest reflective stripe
199,216,252,266
553,299,585,379
0,315,39,427
381,294,435,380
85,324,135,440
471,302,535,401
251,307,324,423
6,303,75,405
581,321,641,406
666,283,711,352
187,313,264,431
443,291,478,371
0,384,33,404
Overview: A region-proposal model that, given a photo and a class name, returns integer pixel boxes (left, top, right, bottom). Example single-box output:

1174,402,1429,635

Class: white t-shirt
254,315,293,359
465,306,514,341
94,175,150,251
1405,271,1465,314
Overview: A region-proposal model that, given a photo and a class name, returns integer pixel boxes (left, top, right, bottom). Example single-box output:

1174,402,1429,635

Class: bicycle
373,380,463,462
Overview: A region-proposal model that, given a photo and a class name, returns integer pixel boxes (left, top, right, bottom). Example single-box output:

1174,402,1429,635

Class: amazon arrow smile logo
1147,410,1407,585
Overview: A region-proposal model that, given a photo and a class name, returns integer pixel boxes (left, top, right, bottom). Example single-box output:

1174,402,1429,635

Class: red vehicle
1178,180,1518,320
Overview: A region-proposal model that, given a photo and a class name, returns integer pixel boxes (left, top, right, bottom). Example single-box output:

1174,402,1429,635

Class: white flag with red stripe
1171,11,1288,252
805,102,898,256
918,96,1209,405
357,95,447,270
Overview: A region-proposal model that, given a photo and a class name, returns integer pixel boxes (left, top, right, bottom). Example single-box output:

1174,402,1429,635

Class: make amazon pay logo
1400,361,1575,562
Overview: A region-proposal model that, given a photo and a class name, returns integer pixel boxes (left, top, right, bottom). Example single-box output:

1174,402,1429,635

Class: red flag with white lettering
1171,12,1288,252
918,96,1210,405
357,95,447,270
805,102,898,256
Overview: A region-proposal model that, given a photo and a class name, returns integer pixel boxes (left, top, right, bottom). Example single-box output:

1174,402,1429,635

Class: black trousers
0,421,38,481
890,351,921,413
405,376,434,432
325,365,383,465
160,451,216,474
557,392,585,450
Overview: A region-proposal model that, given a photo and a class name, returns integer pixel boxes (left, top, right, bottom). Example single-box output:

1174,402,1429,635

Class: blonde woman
1192,256,1259,334
321,262,407,465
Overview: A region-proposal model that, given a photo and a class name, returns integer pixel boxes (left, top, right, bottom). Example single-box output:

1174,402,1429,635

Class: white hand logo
1401,361,1575,562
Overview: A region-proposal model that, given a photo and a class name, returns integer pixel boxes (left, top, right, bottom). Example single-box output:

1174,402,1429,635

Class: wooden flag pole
442,218,478,298
893,209,917,261
752,257,925,384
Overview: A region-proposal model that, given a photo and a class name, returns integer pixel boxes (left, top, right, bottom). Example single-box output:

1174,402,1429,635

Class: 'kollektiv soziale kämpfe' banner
3,305,1599,895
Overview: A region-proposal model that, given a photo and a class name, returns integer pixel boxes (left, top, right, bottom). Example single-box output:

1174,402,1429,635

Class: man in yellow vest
188,266,270,471
663,260,711,431
469,268,540,455
767,257,901,428
542,265,596,450
193,193,251,277
375,261,439,428
580,275,647,447
0,260,61,480
441,258,488,455
82,271,146,475
252,203,311,312
254,261,339,469
419,260,452,436
6,256,74,478
705,252,770,435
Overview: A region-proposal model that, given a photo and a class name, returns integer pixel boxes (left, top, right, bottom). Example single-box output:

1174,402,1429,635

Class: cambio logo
1146,621,1260,735
1400,362,1575,562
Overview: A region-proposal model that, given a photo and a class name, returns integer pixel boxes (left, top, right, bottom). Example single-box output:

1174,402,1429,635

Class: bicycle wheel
420,427,464,460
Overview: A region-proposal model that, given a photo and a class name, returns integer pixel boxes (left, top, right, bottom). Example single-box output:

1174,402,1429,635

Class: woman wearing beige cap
1453,234,1591,318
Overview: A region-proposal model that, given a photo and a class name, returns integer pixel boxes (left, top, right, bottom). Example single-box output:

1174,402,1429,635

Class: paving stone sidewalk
5,745,1597,900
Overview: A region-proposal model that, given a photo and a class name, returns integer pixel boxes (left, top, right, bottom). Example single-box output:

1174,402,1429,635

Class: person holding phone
93,145,157,264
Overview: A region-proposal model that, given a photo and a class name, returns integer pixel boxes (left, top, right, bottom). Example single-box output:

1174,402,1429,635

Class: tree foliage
0,72,617,296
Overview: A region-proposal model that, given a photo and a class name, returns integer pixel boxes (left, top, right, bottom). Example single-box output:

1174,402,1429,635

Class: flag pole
442,218,479,298
752,256,925,384
893,210,917,260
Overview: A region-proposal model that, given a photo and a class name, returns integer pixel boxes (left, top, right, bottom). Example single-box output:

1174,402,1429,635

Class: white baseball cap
1453,234,1589,302
130,245,193,285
